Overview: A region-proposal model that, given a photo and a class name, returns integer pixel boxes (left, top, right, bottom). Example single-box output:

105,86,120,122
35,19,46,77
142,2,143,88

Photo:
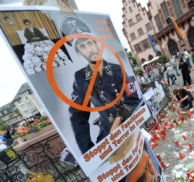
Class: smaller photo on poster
144,88,161,117
153,81,165,103
0,11,72,75
89,129,165,182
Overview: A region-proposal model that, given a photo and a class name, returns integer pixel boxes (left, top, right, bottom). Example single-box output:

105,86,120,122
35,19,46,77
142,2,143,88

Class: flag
170,17,184,40
148,34,157,53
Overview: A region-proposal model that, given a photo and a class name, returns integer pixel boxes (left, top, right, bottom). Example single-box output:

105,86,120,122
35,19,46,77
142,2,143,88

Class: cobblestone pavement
153,118,194,182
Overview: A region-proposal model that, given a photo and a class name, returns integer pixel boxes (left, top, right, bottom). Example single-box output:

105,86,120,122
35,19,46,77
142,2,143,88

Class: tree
0,117,9,131
160,55,167,63
127,51,137,66
14,108,22,116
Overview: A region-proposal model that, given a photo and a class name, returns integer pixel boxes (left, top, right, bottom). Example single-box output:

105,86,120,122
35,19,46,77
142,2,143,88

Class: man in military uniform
61,16,144,154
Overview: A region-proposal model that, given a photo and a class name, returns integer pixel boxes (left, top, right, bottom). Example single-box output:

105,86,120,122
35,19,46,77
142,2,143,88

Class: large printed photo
0,7,151,176
90,128,163,182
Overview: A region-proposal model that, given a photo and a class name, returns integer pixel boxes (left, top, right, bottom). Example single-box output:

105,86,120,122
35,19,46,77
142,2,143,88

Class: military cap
60,16,91,46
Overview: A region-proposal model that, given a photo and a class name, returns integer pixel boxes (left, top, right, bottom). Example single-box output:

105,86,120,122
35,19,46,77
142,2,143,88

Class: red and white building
122,0,194,65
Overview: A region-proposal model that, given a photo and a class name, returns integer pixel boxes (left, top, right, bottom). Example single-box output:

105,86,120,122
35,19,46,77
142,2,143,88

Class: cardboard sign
0,6,152,179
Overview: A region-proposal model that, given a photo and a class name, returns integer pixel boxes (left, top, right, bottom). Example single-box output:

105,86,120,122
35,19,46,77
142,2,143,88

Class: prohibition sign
46,34,126,112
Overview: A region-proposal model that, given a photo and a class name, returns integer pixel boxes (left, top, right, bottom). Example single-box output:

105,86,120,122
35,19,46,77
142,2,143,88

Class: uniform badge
108,114,114,123
104,66,113,76
85,71,91,80
71,93,78,102
125,82,137,97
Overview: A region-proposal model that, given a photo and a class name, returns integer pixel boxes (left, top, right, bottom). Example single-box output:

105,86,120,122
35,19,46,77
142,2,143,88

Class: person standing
163,63,170,85
169,56,180,76
184,49,192,68
191,48,194,65
166,63,176,86
179,59,191,86
177,52,182,61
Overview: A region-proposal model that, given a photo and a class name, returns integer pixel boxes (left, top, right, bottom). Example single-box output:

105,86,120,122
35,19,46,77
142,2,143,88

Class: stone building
12,83,46,119
122,0,194,65
0,102,23,127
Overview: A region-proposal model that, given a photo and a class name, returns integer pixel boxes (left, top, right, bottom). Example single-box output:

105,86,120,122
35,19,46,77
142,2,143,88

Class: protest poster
0,6,151,176
153,81,165,103
144,88,161,118
89,128,166,182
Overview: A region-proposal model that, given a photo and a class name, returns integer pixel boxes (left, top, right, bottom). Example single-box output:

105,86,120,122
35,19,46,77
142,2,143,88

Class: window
136,14,142,21
134,44,142,53
154,15,163,31
17,99,22,104
3,110,8,115
20,104,26,110
30,101,34,106
145,23,152,31
128,19,134,26
130,33,136,40
138,28,144,36
129,7,132,12
161,2,170,18
171,0,183,18
142,40,149,49
24,110,30,115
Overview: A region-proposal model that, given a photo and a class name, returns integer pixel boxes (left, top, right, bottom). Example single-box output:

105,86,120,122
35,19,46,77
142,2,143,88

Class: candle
160,161,166,168
181,117,184,122
156,154,162,162
189,144,193,150
186,171,190,178
187,112,191,119
175,141,179,146
179,152,184,159
182,135,187,140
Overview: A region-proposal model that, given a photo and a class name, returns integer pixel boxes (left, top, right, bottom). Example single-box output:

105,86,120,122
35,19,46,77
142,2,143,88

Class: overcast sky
0,0,149,107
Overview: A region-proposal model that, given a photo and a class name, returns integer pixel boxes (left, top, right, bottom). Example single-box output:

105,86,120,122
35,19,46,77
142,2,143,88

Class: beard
85,52,100,65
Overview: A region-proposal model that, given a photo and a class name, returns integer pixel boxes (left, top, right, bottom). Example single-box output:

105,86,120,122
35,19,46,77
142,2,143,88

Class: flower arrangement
26,172,55,182
17,116,51,137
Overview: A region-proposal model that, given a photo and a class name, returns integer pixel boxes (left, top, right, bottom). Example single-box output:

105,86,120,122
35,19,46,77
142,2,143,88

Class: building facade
122,0,194,65
0,103,23,127
12,83,46,119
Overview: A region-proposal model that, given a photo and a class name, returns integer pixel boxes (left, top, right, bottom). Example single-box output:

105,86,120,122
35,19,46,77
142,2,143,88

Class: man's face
76,39,100,64
25,22,32,28
125,150,158,182
192,51,194,55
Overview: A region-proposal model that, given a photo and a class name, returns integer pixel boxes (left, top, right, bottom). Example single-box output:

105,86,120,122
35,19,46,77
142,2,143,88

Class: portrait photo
0,11,72,75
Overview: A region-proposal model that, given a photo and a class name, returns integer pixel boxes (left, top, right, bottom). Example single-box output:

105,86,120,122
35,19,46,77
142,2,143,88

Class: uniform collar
85,60,113,80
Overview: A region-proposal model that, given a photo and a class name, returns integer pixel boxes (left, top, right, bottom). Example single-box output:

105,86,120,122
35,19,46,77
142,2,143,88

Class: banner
147,34,157,54
170,17,184,40
90,128,166,182
0,6,151,177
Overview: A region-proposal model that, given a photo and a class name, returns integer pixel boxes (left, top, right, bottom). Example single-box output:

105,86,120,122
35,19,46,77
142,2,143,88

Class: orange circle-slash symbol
46,34,126,112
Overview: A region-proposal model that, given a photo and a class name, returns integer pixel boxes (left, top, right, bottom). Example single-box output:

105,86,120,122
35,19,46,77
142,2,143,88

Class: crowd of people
139,47,194,111
140,48,194,86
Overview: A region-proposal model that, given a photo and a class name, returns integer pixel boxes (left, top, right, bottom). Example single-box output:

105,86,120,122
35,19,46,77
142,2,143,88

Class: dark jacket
69,61,143,154
179,62,189,73
175,89,192,101
24,27,49,43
